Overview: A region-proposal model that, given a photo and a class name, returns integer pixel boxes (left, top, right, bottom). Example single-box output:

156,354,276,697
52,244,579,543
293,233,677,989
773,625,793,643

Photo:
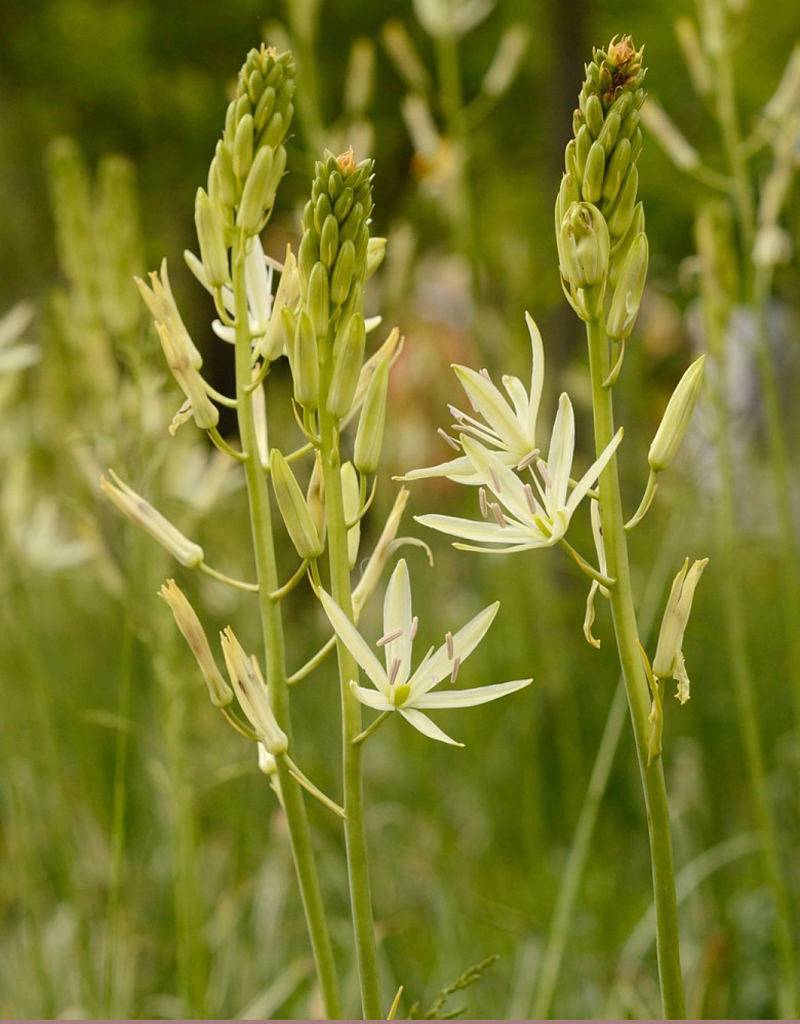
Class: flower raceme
316,559,531,746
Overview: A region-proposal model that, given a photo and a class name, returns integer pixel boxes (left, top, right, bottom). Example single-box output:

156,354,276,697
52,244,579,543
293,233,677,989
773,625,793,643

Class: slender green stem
531,508,686,1017
585,317,685,1019
709,319,797,1019
319,397,382,1020
352,711,392,747
232,239,341,1020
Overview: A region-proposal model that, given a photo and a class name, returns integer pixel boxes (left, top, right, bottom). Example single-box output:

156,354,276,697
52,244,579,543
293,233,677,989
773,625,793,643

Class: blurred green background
1,0,799,1018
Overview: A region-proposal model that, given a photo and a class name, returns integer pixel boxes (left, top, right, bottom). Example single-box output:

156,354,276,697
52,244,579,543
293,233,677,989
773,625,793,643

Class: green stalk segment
232,242,341,1020
586,316,685,1020
319,399,382,1020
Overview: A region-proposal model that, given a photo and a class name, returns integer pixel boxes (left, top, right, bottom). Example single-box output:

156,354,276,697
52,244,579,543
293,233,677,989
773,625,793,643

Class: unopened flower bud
606,165,639,239
270,449,324,559
327,313,366,418
354,356,389,474
606,232,648,340
232,113,255,179
290,310,319,409
101,470,204,567
159,579,232,707
237,145,275,234
582,141,606,203
330,239,356,306
559,201,610,288
602,138,631,205
307,262,330,337
220,628,288,753
319,213,339,268
194,188,229,287
341,462,361,570
649,356,705,473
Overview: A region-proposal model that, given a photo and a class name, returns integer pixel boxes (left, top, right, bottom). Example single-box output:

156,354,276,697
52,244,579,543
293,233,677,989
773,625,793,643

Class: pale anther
445,631,454,660
450,656,461,683
437,427,460,451
377,627,403,647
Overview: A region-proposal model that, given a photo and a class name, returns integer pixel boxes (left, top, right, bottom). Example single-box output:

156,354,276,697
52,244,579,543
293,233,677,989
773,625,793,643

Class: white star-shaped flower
401,312,545,485
415,393,622,554
316,559,531,746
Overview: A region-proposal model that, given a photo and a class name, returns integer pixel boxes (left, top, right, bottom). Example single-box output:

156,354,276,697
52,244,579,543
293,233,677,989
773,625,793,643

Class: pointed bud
194,189,229,287
606,164,639,238
232,113,255,179
327,314,366,418
649,356,705,473
270,449,324,559
319,213,339,268
220,628,288,753
559,201,610,288
101,470,204,567
341,462,361,570
307,261,330,337
606,233,648,340
290,310,319,408
581,140,606,202
236,145,275,234
354,356,390,474
159,579,232,707
601,138,631,205
330,239,356,306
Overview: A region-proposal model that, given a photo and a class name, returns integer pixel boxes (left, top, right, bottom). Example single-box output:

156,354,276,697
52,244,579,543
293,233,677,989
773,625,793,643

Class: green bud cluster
291,149,375,415
197,46,296,287
556,37,649,334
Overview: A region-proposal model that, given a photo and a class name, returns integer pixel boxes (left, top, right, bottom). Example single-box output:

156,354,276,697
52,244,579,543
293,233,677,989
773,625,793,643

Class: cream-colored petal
399,707,464,747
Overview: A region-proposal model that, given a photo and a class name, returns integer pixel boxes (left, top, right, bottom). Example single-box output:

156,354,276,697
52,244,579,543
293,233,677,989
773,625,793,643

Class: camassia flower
416,395,623,553
401,312,545,484
316,559,531,746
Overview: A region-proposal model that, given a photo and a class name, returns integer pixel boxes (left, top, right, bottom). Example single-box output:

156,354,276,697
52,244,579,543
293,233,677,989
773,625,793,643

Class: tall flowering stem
561,39,685,1018
225,51,342,1020
297,150,382,1018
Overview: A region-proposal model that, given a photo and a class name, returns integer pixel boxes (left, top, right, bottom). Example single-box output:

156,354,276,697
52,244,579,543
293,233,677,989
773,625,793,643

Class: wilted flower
317,559,531,746
653,557,709,704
